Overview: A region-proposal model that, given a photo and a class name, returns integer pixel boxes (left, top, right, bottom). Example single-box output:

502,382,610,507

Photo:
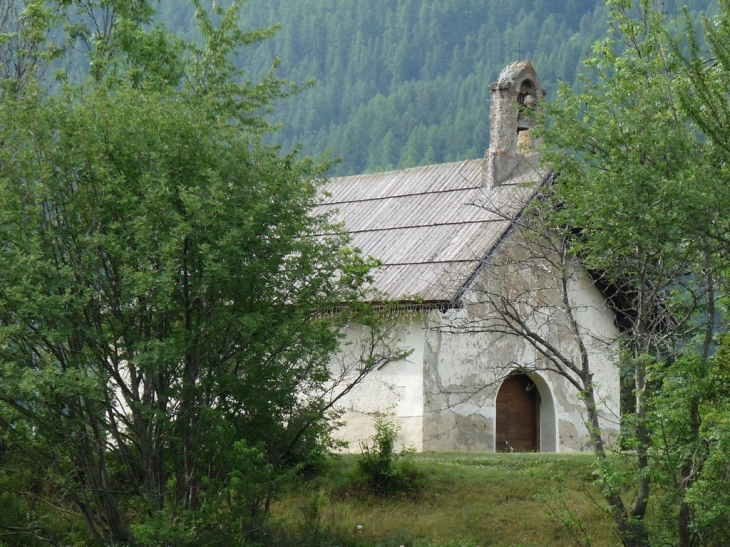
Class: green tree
0,1,404,544
680,0,730,253
541,0,730,546
0,0,62,99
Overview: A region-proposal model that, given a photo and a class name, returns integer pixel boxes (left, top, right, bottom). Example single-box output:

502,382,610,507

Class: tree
0,0,62,99
534,0,730,545
680,0,730,258
443,194,649,544
0,1,404,545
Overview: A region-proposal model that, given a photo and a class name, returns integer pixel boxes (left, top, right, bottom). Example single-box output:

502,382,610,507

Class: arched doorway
495,373,540,452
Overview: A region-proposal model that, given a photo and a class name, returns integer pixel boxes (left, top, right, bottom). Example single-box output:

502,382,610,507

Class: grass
270,452,620,547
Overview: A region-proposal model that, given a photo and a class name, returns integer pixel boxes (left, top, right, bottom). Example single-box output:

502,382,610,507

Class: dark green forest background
156,0,719,175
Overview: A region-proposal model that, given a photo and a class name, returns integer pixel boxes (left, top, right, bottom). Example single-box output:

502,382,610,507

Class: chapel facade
316,61,621,452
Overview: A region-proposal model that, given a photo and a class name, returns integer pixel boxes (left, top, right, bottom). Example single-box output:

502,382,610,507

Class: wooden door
496,374,540,452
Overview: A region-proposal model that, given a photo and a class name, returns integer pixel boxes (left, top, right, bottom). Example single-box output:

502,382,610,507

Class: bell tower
484,61,545,189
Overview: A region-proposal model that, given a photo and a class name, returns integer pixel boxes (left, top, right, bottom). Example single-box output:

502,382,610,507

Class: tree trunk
582,378,650,547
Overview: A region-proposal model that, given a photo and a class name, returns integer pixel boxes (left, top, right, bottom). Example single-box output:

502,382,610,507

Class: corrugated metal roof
316,156,547,302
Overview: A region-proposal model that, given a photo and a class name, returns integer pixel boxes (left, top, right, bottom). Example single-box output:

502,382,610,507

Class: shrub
356,416,424,496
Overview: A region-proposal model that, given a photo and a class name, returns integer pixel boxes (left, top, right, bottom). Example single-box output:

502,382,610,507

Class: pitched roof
316,154,547,303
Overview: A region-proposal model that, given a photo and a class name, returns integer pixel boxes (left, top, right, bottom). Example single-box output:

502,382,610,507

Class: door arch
495,373,540,452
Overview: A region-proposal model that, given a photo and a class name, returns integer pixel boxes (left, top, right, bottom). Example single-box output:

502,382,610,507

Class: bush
356,416,424,496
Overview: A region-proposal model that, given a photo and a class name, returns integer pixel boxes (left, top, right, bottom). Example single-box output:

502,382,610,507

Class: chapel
316,61,621,452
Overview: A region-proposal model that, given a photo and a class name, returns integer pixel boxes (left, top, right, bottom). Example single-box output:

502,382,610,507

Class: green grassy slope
271,453,620,547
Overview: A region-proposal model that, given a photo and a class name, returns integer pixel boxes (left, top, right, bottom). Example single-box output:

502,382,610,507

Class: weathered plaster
331,224,621,454
330,229,620,453
465,228,619,451
485,60,546,190
332,313,426,452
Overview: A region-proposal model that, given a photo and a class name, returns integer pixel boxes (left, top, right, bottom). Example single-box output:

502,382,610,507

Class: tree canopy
0,1,400,545
539,0,730,545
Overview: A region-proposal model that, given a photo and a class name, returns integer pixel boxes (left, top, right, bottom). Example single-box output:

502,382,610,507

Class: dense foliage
154,0,719,175
0,1,404,545
541,0,730,545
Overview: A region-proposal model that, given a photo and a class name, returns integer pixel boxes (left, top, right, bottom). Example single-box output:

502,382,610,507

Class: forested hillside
156,0,718,175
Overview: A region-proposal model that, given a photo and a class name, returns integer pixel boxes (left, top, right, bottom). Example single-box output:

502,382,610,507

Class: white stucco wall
331,313,426,452
566,266,622,445
330,232,621,453
422,228,621,452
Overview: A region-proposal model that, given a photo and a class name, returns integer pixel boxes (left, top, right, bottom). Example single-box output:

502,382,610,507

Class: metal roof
315,155,547,302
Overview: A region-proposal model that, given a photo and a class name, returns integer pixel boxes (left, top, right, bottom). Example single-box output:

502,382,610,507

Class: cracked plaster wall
330,232,621,453
423,230,621,452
